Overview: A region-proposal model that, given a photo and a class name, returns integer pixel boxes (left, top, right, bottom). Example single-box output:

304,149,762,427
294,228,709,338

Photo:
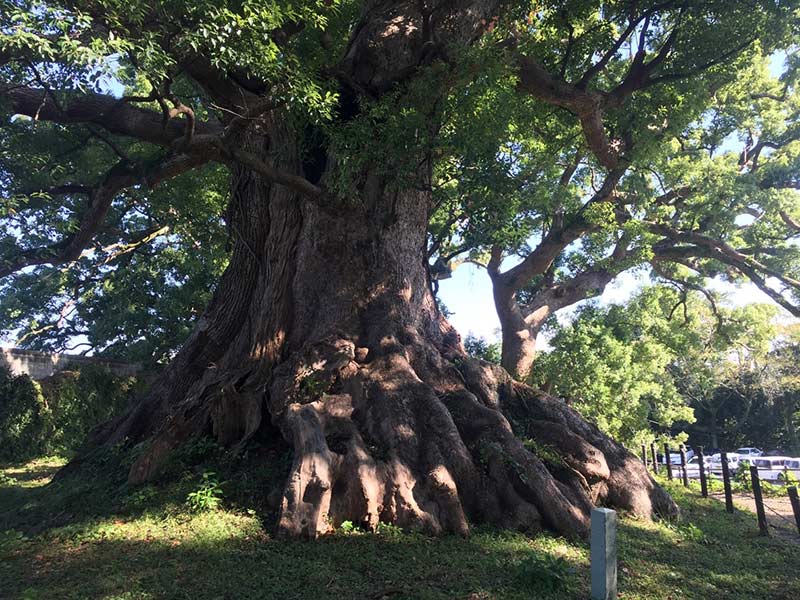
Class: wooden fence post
641,444,648,468
650,442,659,475
664,443,673,480
750,465,769,536
591,508,617,600
679,444,689,487
787,486,800,535
698,446,708,498
721,451,734,513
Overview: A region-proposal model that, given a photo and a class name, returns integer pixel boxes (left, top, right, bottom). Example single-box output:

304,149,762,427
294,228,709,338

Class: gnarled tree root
112,336,677,541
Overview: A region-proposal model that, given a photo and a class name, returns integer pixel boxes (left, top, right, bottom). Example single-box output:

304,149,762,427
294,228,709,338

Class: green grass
1,457,798,600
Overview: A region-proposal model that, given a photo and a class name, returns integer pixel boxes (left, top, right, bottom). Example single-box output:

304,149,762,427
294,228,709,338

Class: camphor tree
1,1,798,539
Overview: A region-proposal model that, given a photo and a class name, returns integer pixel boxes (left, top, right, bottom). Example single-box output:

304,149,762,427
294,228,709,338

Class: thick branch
780,210,800,232
651,237,800,317
4,87,322,199
649,224,800,291
516,55,621,169
0,152,208,278
522,235,629,327
226,148,323,198
3,87,221,146
494,171,622,290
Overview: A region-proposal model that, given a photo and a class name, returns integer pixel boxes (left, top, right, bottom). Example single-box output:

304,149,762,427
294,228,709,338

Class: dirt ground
710,491,800,542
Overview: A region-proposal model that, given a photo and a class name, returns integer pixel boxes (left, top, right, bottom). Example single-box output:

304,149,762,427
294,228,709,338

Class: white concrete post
591,508,617,600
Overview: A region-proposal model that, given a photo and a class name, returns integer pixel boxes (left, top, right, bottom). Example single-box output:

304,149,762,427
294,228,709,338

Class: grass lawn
1,456,798,600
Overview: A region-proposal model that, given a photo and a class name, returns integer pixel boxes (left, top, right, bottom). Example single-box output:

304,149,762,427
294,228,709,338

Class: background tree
531,286,696,447
2,1,798,539
681,322,800,453
532,284,798,453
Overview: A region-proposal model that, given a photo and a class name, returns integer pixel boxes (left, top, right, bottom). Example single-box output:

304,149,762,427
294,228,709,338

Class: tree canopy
3,0,800,541
0,1,799,370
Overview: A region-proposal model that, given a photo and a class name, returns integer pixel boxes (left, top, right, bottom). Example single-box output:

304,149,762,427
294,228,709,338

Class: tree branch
520,233,631,327
780,210,800,232
496,170,623,290
225,147,323,198
650,231,800,317
0,151,208,278
3,86,221,147
516,54,621,169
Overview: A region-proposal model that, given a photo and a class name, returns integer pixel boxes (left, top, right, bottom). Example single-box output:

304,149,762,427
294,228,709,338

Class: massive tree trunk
89,119,676,539
86,1,676,540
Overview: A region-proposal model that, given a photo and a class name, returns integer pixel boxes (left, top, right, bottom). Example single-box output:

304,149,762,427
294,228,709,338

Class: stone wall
0,348,140,380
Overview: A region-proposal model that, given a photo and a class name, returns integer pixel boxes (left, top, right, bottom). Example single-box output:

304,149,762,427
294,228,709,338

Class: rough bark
84,113,677,540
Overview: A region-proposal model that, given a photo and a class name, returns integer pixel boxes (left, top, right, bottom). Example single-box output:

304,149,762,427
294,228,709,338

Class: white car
751,456,793,482
735,447,764,457
662,448,695,465
683,456,713,479
710,453,742,476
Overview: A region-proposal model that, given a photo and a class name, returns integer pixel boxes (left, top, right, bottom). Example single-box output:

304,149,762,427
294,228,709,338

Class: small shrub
375,521,404,538
663,520,709,543
0,529,26,553
515,552,573,594
186,471,224,512
338,520,361,534
174,436,220,465
123,485,159,510
759,480,785,497
778,469,798,487
735,461,752,491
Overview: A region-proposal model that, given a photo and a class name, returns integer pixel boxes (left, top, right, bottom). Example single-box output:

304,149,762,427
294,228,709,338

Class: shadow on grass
2,519,588,600
3,459,800,600
0,444,290,537
617,483,800,600
1,451,588,599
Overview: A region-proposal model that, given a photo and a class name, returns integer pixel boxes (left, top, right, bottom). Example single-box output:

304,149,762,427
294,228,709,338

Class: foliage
680,322,799,453
337,520,359,535
186,470,224,512
463,334,501,365
516,551,574,593
778,468,799,487
533,285,788,447
0,1,797,371
0,364,141,461
734,461,753,492
532,286,697,444
0,368,49,460
0,165,230,365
